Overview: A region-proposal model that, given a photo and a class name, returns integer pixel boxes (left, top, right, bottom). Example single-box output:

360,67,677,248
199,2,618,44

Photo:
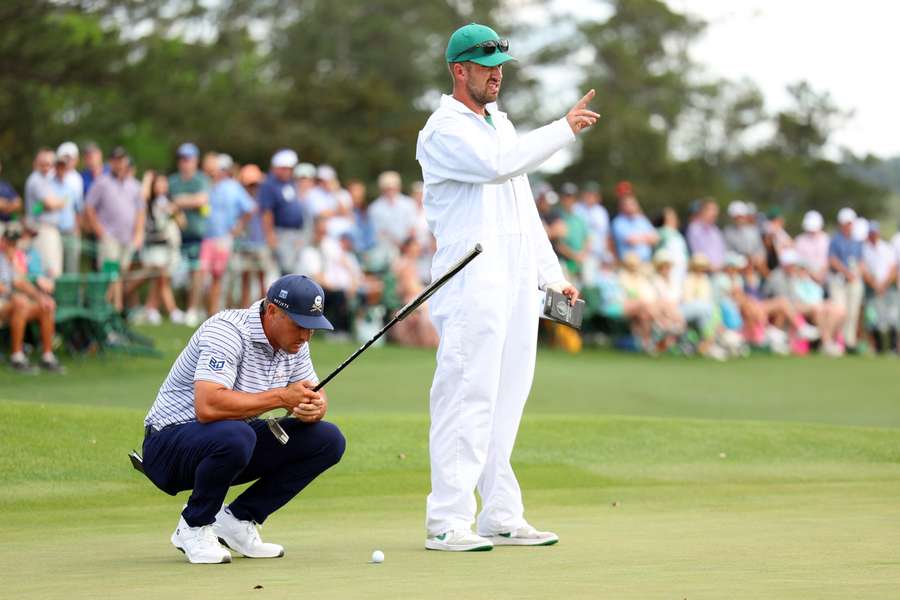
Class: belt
144,422,188,439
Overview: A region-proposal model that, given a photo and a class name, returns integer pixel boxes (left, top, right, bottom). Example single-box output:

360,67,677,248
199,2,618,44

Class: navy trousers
142,418,345,527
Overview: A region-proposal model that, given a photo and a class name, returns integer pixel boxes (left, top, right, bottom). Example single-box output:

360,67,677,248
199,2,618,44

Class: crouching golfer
141,275,345,564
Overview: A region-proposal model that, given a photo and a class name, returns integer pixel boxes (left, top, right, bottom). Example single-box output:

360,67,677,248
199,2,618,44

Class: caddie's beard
467,77,500,107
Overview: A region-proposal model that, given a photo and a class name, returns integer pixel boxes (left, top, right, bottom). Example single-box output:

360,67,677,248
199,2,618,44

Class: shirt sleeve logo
208,357,226,371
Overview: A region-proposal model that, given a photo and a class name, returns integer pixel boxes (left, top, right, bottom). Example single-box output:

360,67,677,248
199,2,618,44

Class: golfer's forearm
194,384,288,422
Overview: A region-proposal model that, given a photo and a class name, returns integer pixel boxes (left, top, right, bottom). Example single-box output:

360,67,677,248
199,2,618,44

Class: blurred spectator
594,256,653,350
346,179,377,255
201,151,219,180
652,207,688,290
619,252,680,351
575,181,612,274
369,171,418,247
308,164,341,219
763,206,793,266
201,154,254,316
235,164,273,308
260,149,305,276
861,221,898,353
298,218,358,333
409,181,435,284
712,253,744,334
168,142,210,326
389,236,439,348
24,148,66,279
56,142,84,203
828,207,864,352
84,147,144,312
768,250,845,356
794,210,829,284
649,250,687,336
0,223,63,372
611,182,657,263
555,183,590,280
686,199,726,270
683,253,725,360
139,171,183,325
0,159,22,223
49,151,82,274
723,201,765,269
537,190,566,256
852,216,869,242
79,142,108,196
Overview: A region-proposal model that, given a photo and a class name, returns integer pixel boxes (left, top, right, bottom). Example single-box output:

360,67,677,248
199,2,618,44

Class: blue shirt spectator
259,173,305,230
828,230,862,270
610,193,658,263
351,208,377,253
612,213,656,263
47,170,79,234
206,178,255,239
80,165,110,196
0,177,19,223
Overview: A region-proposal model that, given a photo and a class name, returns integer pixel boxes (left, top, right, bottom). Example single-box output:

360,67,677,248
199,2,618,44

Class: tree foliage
0,0,891,220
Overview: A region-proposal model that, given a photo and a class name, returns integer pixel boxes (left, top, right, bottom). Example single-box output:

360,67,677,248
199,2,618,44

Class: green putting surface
1,326,898,598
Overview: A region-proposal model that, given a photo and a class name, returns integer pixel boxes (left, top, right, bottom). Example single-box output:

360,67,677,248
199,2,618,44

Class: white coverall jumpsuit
416,94,576,536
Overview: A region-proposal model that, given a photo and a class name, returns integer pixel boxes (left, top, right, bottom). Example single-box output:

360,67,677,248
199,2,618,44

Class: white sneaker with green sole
481,524,559,546
425,530,493,552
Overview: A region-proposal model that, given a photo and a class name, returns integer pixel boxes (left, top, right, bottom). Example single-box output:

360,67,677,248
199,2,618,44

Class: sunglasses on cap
451,38,509,62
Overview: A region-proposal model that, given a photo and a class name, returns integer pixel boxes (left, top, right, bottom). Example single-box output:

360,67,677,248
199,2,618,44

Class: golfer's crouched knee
314,421,346,467
211,420,256,471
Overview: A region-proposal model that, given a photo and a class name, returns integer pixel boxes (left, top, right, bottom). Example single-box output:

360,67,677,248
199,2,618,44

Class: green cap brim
459,52,516,67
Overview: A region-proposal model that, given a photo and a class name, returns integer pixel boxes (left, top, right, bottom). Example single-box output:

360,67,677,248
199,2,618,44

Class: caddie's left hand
566,89,600,134
548,280,580,305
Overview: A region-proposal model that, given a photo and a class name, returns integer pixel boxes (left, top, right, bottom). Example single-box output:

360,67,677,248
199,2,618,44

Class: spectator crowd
539,181,900,359
1,140,898,372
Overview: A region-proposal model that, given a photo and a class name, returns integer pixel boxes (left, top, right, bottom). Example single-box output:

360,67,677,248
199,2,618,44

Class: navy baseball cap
266,275,334,330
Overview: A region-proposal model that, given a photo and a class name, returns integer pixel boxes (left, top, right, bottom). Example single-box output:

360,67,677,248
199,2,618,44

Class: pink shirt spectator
794,231,829,281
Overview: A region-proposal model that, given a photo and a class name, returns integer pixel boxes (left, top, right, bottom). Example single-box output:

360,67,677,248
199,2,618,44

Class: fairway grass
2,402,899,599
0,329,898,598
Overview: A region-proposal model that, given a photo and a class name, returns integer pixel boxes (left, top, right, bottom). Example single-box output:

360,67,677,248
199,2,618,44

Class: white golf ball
371,550,384,563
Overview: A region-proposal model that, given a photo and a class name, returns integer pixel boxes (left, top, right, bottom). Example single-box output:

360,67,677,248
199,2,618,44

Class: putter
267,243,483,444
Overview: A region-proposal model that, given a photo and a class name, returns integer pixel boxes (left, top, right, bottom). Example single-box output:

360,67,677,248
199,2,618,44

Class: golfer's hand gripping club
267,243,483,444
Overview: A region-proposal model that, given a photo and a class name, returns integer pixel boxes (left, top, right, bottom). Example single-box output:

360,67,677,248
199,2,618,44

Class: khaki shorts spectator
98,235,135,272
235,244,276,274
142,243,180,273
33,223,63,278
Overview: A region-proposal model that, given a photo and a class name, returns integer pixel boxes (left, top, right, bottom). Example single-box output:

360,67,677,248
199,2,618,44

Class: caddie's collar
440,94,505,118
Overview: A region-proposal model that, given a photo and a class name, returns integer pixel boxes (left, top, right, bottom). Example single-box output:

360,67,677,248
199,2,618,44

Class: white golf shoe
425,529,493,552
212,506,284,558
171,516,232,564
481,523,559,546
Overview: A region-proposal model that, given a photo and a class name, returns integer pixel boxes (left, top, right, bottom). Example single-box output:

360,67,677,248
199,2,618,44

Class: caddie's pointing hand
566,89,600,134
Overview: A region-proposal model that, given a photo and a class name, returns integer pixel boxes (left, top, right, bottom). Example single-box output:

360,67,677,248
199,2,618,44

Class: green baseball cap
446,23,515,67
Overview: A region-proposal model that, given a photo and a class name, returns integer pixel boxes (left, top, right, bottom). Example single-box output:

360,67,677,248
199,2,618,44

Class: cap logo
278,289,289,299
311,295,324,313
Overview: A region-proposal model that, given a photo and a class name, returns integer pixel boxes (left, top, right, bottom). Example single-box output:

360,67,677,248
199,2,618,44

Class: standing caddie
141,275,345,563
415,23,600,551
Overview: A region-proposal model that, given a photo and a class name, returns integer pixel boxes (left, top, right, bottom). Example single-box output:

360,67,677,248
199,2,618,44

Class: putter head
128,450,145,474
267,418,290,445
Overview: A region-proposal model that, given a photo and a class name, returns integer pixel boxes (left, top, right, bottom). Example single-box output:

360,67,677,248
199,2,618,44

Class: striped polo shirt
144,300,318,429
